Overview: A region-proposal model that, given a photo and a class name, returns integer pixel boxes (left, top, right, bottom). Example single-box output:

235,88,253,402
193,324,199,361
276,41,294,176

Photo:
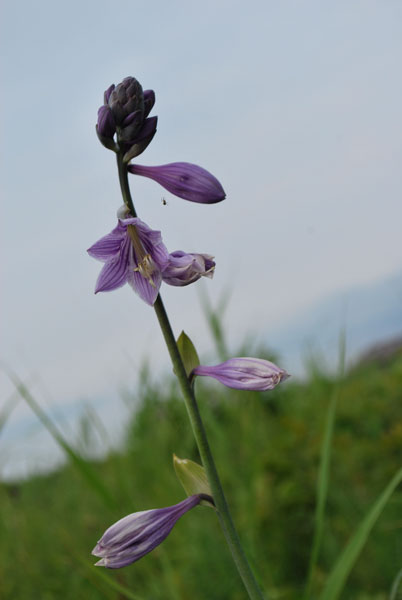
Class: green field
2,343,402,599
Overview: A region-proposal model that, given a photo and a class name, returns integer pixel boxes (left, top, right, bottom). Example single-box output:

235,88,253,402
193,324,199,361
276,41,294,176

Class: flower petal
94,235,130,293
127,268,161,305
87,222,126,261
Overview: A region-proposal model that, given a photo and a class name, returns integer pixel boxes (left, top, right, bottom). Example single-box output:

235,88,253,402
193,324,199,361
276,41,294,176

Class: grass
1,343,402,599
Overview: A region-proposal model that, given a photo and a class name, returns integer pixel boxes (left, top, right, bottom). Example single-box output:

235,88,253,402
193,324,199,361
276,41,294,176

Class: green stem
116,152,266,600
117,153,137,217
154,295,265,600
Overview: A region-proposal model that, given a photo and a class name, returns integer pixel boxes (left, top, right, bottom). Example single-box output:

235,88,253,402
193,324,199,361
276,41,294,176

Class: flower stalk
116,150,266,600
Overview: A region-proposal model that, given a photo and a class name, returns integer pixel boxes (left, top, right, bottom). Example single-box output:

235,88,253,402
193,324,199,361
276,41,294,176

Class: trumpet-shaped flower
192,358,289,391
162,251,215,286
87,216,169,306
128,162,225,204
92,494,208,568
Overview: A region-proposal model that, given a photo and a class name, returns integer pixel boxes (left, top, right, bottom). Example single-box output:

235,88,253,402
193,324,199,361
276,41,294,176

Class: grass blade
199,286,230,360
304,333,346,599
319,466,402,600
0,391,20,435
390,568,402,600
76,556,145,600
5,368,116,509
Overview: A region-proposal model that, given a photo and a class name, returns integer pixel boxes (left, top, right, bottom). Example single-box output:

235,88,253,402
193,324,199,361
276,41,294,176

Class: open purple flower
128,162,225,204
192,358,289,391
87,216,169,306
92,494,208,568
162,251,215,287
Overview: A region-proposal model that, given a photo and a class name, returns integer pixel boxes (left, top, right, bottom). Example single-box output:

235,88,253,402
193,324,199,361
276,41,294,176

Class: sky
1,1,402,477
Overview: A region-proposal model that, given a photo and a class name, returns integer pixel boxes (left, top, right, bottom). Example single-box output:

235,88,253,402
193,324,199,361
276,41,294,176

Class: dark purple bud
104,84,115,105
92,494,209,568
128,162,226,204
192,358,290,391
96,124,117,151
122,110,143,127
143,90,156,118
97,77,157,155
97,105,116,139
123,116,158,162
119,110,144,143
108,77,144,126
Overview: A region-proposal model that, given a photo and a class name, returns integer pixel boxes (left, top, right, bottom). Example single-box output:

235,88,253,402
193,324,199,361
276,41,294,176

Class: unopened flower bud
108,77,144,126
192,358,289,391
96,76,157,157
97,105,116,139
143,89,156,118
123,116,158,162
92,494,211,568
128,162,226,204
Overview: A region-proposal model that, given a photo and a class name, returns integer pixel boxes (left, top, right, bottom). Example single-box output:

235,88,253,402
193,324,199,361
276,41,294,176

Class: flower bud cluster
96,77,157,159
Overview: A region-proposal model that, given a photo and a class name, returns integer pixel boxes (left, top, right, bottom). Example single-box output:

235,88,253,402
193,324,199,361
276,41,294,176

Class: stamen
127,224,157,286
134,255,157,287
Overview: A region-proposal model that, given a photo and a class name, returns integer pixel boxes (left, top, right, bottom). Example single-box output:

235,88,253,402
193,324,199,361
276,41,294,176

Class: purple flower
96,77,157,158
92,495,206,568
87,216,169,306
128,162,226,204
192,358,289,391
162,251,215,286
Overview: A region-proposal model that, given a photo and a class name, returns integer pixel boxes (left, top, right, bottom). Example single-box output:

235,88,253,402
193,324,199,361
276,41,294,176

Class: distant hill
267,269,402,376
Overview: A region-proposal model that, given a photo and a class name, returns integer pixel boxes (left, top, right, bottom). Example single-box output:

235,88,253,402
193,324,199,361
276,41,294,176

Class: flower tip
94,558,106,567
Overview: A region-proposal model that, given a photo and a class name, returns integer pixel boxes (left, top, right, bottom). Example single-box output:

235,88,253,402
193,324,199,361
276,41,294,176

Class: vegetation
1,342,402,599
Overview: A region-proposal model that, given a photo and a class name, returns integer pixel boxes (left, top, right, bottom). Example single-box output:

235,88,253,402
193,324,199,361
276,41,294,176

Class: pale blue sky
2,1,402,476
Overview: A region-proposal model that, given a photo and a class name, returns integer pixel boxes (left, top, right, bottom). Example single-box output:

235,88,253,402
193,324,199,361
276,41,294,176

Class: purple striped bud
163,251,215,287
192,358,289,391
92,494,209,568
128,162,225,204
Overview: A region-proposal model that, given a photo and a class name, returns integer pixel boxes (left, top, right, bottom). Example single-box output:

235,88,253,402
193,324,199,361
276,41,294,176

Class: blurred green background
1,331,402,600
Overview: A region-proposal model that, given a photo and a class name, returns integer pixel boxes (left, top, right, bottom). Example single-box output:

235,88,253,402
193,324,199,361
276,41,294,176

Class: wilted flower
192,358,289,391
96,77,157,158
92,494,209,568
128,162,226,204
87,216,169,306
163,251,215,286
